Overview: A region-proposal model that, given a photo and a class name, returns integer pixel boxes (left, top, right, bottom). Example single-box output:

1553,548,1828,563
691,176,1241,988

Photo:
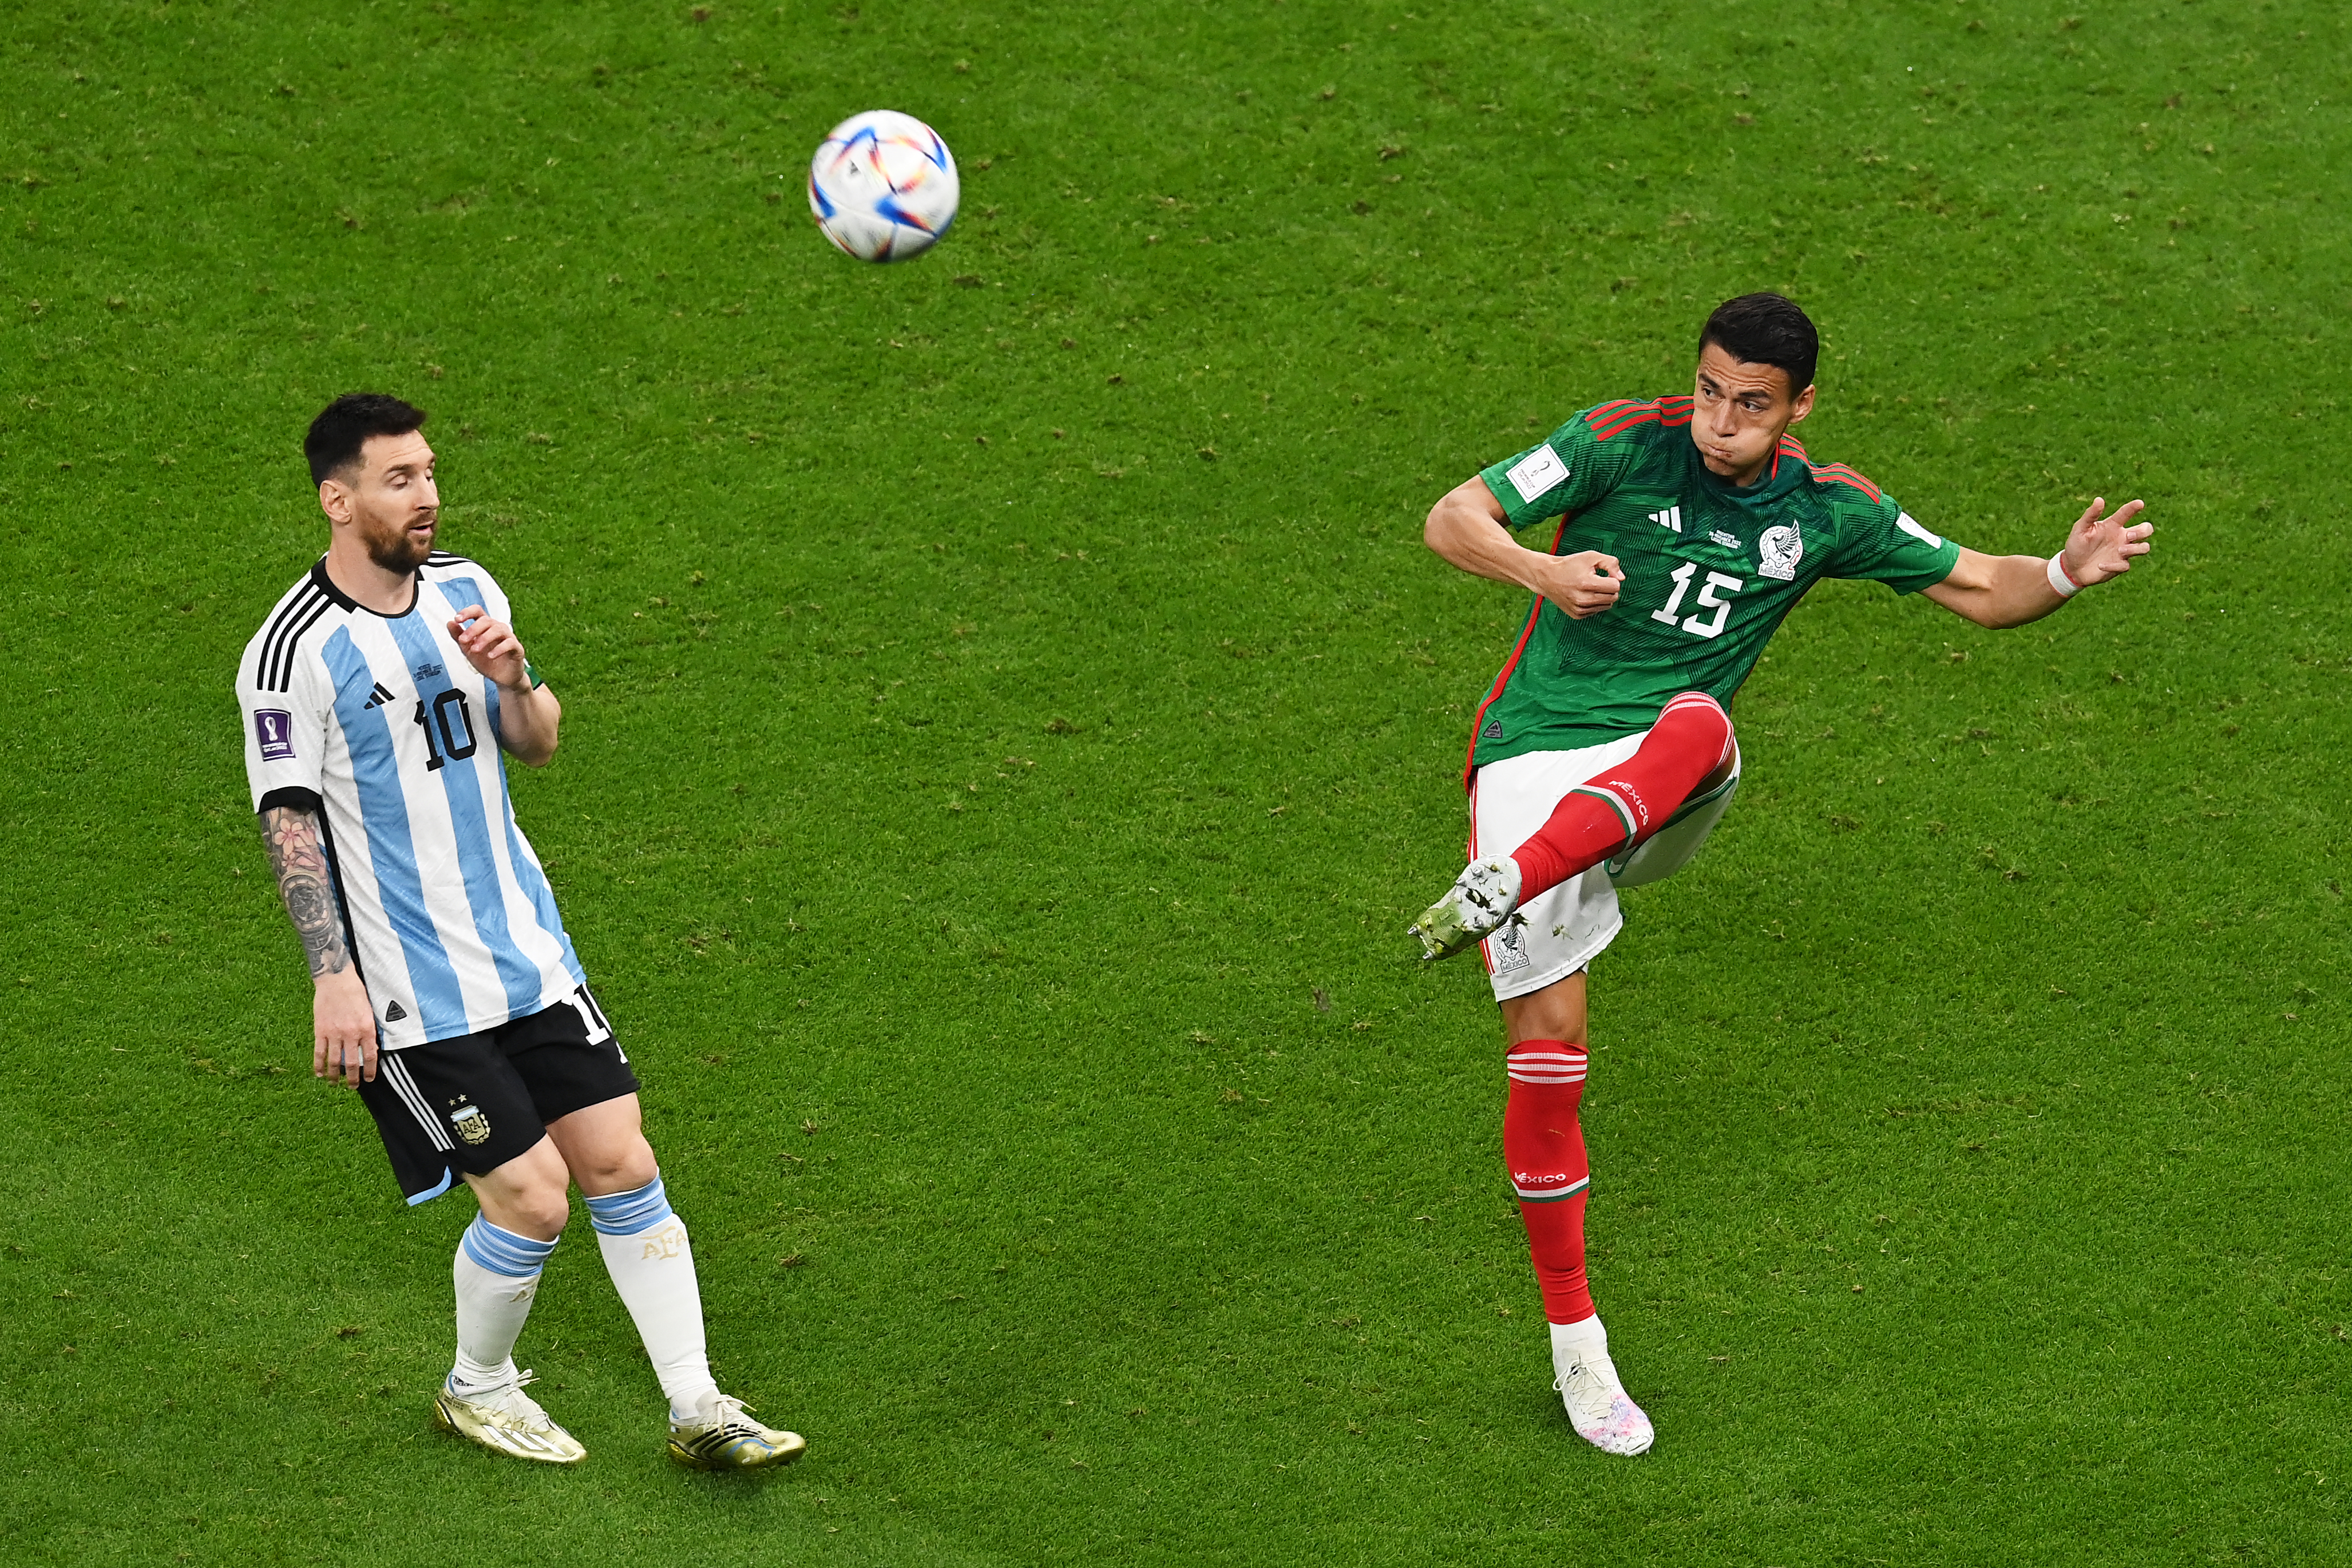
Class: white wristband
2045,552,2084,599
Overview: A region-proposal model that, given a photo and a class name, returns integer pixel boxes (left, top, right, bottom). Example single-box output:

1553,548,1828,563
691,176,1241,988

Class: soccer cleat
432,1371,587,1464
1554,1348,1654,1457
667,1393,808,1471
1409,857,1524,961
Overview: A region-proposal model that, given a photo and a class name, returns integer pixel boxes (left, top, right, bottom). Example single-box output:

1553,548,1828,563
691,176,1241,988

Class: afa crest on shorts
448,1100,493,1146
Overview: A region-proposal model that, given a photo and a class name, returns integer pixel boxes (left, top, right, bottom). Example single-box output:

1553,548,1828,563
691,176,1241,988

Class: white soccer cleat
1554,1347,1654,1456
432,1369,587,1464
1409,856,1524,961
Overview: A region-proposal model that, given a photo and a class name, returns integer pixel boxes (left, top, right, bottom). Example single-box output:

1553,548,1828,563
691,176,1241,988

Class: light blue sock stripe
585,1176,673,1236
461,1214,559,1278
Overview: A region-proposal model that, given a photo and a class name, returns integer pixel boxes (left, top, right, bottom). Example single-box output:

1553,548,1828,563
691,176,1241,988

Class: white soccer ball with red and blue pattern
806,110,959,263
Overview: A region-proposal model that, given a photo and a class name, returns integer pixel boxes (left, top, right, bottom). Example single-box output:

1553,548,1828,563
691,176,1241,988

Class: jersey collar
1689,434,1805,507
311,555,422,619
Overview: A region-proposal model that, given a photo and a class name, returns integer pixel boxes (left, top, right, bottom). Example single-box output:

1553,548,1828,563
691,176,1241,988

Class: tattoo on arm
260,806,350,979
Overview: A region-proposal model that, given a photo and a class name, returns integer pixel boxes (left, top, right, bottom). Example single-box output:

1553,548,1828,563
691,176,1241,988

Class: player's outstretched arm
260,804,377,1086
446,603,563,766
1922,496,2152,629
1424,477,1622,620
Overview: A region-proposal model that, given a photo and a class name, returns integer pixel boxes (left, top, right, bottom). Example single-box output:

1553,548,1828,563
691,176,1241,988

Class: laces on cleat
677,1392,757,1433
1554,1357,1654,1458
669,1392,806,1470
435,1369,586,1463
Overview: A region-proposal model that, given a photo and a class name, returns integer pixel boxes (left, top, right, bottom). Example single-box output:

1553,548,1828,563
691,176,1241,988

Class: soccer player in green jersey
1407,294,2152,1456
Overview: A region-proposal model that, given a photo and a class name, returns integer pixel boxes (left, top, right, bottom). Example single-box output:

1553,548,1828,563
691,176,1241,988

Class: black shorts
357,987,640,1205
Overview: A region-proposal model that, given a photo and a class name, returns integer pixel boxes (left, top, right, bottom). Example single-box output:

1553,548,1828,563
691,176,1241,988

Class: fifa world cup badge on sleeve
1504,445,1568,504
254,709,296,761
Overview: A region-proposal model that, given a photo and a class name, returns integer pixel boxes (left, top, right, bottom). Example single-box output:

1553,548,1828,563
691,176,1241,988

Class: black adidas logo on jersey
361,681,397,710
385,1000,409,1021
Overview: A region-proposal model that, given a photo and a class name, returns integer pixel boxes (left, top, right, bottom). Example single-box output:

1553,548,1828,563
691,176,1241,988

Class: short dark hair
305,393,428,485
1698,293,1819,396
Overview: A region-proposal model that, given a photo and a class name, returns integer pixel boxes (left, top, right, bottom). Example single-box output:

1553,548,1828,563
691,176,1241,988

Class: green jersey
1464,395,1959,781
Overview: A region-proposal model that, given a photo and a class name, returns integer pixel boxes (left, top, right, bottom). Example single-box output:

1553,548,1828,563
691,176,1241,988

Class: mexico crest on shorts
449,1101,492,1146
1757,525,1803,581
1488,918,1533,975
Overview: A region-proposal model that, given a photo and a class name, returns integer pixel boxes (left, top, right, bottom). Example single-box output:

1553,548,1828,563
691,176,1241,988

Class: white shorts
1468,735,1743,1002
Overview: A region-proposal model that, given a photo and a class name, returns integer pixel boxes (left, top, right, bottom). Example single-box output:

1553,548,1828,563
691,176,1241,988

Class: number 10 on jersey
413,690,480,773
1650,563,1743,640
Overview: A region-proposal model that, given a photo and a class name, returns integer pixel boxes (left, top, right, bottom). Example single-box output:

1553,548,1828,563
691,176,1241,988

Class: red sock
1509,692,1733,901
1504,1038,1594,1324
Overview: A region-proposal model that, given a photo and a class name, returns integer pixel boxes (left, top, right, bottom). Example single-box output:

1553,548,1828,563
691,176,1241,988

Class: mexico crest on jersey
450,1102,492,1146
1757,525,1804,581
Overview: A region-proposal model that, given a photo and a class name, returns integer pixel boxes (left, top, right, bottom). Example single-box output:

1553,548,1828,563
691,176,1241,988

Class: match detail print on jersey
1464,396,1961,777
236,556,588,1048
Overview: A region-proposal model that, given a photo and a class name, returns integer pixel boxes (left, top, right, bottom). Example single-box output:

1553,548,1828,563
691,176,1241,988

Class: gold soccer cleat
668,1393,808,1471
432,1371,587,1464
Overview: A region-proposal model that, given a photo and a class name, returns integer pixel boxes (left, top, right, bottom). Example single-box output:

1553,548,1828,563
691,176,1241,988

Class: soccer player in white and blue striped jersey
236,393,802,1470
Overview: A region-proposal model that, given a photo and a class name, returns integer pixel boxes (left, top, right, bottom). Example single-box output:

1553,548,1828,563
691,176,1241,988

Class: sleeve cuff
256,786,324,817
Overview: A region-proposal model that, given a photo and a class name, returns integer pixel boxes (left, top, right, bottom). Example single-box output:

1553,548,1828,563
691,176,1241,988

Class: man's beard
359,512,434,574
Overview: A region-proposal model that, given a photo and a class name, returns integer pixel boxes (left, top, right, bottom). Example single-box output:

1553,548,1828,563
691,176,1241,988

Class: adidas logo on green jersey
1647,505,1682,533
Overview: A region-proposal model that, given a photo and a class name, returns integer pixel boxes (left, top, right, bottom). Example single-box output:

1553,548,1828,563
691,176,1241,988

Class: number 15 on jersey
1650,563,1743,640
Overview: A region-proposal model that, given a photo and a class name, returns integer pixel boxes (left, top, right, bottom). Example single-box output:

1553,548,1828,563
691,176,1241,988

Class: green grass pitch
3,0,2348,1562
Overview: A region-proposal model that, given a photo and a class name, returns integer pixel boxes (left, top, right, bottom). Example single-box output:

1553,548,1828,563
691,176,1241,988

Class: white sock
585,1177,721,1423
1550,1312,1610,1374
450,1214,559,1394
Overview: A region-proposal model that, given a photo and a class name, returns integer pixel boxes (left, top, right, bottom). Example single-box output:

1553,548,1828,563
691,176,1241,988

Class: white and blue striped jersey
236,552,585,1050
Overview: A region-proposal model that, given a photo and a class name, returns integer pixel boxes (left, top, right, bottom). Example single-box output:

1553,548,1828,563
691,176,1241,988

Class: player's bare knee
520,1188,572,1239
569,1132,659,1198
1500,975,1589,1048
484,1180,571,1241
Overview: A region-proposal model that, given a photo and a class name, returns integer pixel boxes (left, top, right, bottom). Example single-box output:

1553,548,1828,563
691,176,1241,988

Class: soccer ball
806,110,960,263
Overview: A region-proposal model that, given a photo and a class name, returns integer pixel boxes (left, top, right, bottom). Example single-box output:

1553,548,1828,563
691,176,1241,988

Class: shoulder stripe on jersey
1777,434,1809,459
1586,400,1663,441
267,595,335,694
1812,463,1884,502
258,585,334,694
252,581,325,685
426,552,476,568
